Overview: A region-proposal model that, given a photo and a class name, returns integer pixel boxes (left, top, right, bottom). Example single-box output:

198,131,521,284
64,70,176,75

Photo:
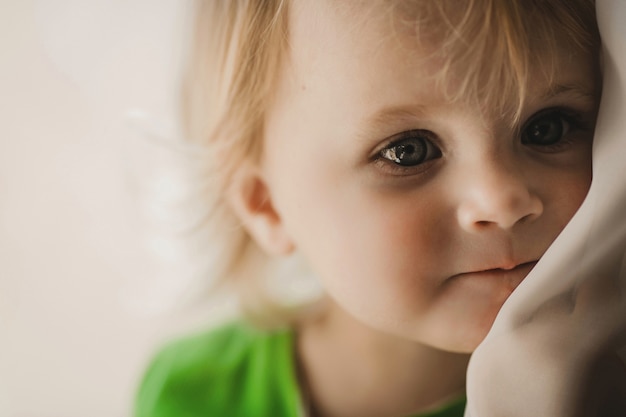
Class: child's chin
430,315,499,354
435,335,488,354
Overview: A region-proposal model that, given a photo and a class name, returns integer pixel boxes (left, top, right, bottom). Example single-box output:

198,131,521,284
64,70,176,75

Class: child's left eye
521,109,584,148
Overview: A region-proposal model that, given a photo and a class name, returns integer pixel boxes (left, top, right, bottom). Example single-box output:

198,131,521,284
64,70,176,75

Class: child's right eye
378,130,442,168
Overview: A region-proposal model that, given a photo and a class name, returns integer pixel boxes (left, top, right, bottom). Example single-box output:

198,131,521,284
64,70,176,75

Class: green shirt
135,322,466,417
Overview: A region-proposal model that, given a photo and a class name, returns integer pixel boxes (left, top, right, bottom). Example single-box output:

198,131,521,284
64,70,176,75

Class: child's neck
295,301,470,417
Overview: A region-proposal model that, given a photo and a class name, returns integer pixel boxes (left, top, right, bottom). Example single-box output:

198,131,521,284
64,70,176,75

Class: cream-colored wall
0,2,232,416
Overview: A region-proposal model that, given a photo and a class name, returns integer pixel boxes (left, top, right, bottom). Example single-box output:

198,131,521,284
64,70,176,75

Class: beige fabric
464,1,626,415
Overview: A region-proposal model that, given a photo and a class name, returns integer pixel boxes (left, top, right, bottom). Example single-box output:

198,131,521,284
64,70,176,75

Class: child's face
260,1,600,352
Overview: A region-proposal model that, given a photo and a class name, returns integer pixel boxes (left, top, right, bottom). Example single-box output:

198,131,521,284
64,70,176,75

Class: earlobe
228,164,295,256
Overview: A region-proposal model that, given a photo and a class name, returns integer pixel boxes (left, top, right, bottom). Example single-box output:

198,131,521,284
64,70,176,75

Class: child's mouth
451,261,539,292
472,261,538,275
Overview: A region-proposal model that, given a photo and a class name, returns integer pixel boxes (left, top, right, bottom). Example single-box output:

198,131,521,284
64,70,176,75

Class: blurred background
0,1,234,416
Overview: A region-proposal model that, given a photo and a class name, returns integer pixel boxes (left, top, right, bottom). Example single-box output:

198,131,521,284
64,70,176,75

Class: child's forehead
290,0,421,37
287,1,435,72
285,0,600,121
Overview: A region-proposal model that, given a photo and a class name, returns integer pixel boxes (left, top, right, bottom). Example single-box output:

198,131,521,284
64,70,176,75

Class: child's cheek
286,171,449,319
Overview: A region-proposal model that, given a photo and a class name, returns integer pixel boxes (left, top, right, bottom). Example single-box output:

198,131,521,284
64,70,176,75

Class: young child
135,1,602,416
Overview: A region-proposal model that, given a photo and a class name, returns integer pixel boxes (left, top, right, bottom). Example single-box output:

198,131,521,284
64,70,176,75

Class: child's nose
456,160,543,232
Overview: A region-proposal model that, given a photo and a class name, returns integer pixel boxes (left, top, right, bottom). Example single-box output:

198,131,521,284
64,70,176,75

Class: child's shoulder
134,320,303,417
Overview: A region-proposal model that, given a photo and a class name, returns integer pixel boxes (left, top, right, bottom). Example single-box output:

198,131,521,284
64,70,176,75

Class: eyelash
372,107,592,177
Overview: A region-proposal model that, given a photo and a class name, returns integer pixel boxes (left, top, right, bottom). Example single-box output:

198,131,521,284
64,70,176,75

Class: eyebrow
358,104,429,140
367,104,429,124
541,83,599,103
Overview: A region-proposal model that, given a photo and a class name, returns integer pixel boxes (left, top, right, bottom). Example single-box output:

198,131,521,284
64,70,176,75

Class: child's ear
227,163,295,256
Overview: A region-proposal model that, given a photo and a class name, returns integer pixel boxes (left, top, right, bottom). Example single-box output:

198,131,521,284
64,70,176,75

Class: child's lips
450,261,539,289
464,260,538,276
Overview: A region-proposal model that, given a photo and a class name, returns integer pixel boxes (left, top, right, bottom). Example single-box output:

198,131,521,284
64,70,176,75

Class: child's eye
378,131,442,167
521,108,582,148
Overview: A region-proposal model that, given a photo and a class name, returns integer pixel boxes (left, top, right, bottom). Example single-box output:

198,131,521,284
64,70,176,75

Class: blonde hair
171,0,600,327
411,0,600,121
